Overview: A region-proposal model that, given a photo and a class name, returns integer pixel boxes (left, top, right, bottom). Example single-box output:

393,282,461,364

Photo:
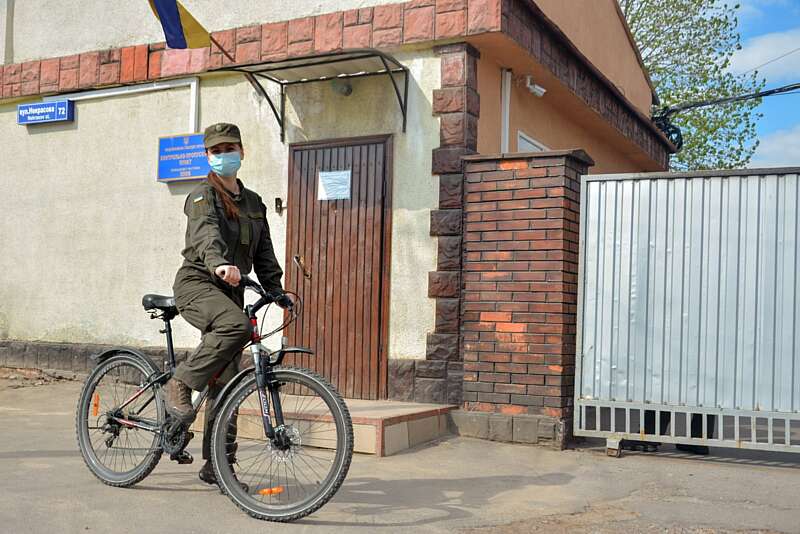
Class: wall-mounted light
331,78,353,96
525,75,546,97
275,197,284,215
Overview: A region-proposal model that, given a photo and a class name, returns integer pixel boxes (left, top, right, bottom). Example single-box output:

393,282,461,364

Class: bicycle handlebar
240,275,294,310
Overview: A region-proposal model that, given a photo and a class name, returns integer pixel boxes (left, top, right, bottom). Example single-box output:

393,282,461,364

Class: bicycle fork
251,344,286,445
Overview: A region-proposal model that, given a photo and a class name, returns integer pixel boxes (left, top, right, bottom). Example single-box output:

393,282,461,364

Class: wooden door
284,136,392,400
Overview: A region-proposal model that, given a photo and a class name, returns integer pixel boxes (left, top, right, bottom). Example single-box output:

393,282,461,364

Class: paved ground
1,372,799,533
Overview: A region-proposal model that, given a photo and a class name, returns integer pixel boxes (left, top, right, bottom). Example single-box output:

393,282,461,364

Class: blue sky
730,0,800,167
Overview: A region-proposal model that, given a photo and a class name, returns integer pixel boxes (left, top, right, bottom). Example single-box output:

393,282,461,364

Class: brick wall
1,1,493,101
460,150,593,443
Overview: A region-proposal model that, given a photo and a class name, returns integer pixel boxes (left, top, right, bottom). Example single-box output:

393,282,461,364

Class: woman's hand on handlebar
238,275,293,309
215,264,241,286
272,291,294,310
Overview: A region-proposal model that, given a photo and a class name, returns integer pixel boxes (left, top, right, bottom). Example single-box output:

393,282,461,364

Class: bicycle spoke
212,369,352,519
79,358,163,482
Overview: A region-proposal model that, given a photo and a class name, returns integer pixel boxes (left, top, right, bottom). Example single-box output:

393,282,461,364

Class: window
517,131,549,152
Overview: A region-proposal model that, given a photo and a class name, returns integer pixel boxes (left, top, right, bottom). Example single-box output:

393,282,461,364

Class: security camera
525,75,546,97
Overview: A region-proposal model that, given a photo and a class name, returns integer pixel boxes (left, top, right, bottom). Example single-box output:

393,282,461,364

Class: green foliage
620,0,764,170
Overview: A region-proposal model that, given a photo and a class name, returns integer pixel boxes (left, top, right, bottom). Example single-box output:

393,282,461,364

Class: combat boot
199,460,250,492
164,377,195,423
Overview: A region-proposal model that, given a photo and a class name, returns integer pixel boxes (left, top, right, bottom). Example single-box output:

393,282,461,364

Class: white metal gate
575,168,800,454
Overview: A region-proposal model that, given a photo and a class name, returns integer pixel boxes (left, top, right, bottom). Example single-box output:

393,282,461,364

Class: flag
148,0,211,49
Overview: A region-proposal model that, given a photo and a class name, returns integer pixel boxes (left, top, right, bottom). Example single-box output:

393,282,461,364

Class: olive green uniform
172,178,282,459
173,177,282,389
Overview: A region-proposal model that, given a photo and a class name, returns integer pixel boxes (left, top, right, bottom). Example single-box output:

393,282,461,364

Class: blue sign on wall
157,133,210,183
17,100,75,125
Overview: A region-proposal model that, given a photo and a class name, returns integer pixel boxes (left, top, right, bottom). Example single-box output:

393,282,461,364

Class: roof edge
519,0,675,154
611,0,659,105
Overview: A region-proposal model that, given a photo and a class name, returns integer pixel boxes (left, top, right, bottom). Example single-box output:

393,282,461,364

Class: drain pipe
500,68,512,153
43,77,200,132
2,0,14,64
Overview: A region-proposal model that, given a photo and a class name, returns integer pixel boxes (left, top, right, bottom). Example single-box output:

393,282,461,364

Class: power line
741,45,800,76
661,81,800,116
652,81,800,150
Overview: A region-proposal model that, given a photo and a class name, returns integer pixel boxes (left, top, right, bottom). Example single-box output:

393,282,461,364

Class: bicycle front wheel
75,352,165,487
211,367,353,522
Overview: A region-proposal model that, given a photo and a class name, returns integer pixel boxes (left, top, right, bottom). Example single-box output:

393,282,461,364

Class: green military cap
203,122,242,148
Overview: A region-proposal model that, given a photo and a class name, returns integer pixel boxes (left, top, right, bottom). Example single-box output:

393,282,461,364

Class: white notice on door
318,170,351,200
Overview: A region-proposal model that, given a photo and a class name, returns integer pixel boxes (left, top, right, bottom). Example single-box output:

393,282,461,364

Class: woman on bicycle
164,122,290,485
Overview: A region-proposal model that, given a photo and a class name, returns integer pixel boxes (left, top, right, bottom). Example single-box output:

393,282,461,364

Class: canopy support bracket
377,55,408,133
215,49,409,142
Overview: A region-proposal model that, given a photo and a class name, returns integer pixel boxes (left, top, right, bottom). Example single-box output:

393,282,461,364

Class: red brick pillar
460,150,593,446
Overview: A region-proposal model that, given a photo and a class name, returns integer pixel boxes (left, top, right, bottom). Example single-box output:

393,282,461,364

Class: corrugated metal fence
575,168,800,453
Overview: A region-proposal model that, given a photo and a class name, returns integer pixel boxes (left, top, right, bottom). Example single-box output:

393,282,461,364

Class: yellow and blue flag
148,0,210,49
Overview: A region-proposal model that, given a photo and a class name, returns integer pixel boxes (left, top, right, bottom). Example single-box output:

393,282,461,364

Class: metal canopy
213,49,409,141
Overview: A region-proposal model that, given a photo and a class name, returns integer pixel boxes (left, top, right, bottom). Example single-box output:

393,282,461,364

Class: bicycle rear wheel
75,352,165,487
211,367,353,522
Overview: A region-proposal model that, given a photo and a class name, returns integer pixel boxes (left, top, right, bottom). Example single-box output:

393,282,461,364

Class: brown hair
207,171,240,220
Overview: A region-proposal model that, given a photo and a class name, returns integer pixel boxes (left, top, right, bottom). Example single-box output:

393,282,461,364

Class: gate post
460,150,593,447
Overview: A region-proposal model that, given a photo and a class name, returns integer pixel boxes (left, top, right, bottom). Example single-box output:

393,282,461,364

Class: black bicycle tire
211,367,354,522
75,351,164,487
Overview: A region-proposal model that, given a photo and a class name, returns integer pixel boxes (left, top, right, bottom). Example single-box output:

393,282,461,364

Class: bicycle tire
211,367,353,522
75,351,164,487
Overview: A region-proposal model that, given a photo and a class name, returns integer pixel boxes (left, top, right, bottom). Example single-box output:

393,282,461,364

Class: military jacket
178,179,283,292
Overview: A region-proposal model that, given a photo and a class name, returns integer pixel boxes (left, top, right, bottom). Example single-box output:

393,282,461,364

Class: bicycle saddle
142,294,178,315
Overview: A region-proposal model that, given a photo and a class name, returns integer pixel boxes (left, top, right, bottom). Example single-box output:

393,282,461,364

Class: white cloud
730,27,800,83
736,0,794,20
749,123,800,168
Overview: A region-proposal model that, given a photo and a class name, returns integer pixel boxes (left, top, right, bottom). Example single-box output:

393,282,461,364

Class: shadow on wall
285,72,411,144
284,56,436,200
166,180,203,198
23,118,79,135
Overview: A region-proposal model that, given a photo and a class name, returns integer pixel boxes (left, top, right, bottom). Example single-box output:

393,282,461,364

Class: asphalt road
1,377,799,533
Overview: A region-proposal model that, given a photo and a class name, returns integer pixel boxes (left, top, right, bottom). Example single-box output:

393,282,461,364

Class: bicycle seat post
162,315,177,371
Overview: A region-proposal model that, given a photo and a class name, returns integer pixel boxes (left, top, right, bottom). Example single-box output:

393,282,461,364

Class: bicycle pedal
171,451,194,464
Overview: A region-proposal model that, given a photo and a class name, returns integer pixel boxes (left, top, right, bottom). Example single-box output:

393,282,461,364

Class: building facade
0,0,674,442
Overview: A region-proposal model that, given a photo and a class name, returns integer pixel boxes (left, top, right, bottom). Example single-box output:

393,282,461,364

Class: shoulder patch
189,196,211,217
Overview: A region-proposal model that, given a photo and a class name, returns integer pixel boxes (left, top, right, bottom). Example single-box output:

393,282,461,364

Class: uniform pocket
249,211,265,243
173,270,214,310
240,219,251,246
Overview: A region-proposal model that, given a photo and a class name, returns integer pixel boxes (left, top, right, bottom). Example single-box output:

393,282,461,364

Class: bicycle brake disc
268,426,301,462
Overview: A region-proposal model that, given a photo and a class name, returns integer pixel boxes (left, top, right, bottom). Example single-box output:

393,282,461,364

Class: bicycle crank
161,417,194,464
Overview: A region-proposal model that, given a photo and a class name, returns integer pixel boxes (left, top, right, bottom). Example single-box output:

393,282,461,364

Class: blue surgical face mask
208,151,242,177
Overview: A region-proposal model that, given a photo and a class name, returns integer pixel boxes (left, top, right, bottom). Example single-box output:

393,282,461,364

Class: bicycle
75,259,354,522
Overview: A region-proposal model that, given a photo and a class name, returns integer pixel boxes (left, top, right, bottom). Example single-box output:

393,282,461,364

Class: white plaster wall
0,49,440,360
0,0,8,63
0,87,198,347
6,0,403,64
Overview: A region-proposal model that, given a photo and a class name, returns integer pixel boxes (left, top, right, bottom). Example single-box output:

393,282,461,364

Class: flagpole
209,35,236,64
209,35,273,108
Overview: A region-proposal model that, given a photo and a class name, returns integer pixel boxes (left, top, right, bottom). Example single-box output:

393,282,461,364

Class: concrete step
346,399,458,456
192,398,458,457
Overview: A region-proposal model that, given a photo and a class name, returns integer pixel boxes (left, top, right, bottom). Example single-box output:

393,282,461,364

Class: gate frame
574,169,800,456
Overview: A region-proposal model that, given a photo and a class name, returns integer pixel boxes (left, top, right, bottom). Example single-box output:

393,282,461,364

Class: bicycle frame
105,283,311,447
